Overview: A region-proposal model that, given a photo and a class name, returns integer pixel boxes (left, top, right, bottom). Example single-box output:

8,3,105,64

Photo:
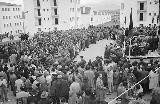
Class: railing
108,68,159,104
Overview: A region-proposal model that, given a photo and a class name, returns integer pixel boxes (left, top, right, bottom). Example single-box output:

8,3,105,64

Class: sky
0,0,120,10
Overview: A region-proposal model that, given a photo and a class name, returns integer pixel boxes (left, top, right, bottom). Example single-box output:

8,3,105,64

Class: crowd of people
0,25,159,104
124,26,159,56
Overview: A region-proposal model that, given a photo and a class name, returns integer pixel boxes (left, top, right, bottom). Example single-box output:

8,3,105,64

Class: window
71,0,72,3
70,17,72,21
38,9,41,16
37,0,40,6
13,8,15,11
15,23,16,26
6,16,8,19
47,9,49,11
4,24,6,28
16,8,17,11
54,8,57,15
55,18,58,25
121,3,124,9
154,13,156,16
43,9,45,11
93,11,97,15
54,0,57,6
77,17,79,21
38,28,41,31
5,8,7,11
10,23,12,27
73,8,74,12
140,13,143,21
48,18,49,20
2,8,4,11
140,3,144,10
91,17,93,21
20,22,21,25
149,13,151,16
139,24,143,27
19,15,21,18
8,8,10,11
7,24,9,27
150,2,152,4
44,18,45,20
18,8,20,11
17,23,19,26
38,18,41,25
3,16,5,19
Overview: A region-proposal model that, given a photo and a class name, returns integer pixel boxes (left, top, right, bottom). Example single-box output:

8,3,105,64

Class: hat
51,72,57,76
57,75,62,79
80,56,83,58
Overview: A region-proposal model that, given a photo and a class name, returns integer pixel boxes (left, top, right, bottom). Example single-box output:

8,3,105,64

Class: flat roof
0,2,21,6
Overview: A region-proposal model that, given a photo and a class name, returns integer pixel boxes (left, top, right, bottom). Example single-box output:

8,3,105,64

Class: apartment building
0,2,23,36
120,0,159,28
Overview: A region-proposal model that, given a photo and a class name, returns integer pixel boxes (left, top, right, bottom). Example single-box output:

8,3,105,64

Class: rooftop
0,2,21,6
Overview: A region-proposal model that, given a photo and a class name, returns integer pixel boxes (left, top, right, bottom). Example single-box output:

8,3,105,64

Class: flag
124,16,126,25
129,8,133,30
157,14,159,24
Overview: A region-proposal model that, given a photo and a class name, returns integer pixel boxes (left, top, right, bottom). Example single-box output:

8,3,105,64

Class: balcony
137,9,147,13
52,14,59,18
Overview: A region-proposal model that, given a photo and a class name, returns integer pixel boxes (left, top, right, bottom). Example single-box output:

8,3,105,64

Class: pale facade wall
120,0,159,28
0,5,23,36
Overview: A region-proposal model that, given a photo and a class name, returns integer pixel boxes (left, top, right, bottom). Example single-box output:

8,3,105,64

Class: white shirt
15,79,24,92
16,91,30,99
0,79,7,87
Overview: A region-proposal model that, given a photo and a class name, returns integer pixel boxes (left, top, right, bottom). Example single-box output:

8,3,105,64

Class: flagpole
129,38,131,60
123,29,126,57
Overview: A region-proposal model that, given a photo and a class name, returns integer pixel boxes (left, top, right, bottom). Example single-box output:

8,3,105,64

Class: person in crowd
16,86,30,104
107,66,114,93
96,73,106,104
15,75,24,93
84,65,95,91
149,69,159,91
68,76,81,104
0,72,8,102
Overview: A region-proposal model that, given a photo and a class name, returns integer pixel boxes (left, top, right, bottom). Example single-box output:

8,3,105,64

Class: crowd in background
0,25,159,104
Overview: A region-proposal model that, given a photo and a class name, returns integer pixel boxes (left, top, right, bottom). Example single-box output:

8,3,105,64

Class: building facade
120,0,159,28
90,10,112,26
111,10,120,27
23,0,82,36
0,2,23,36
23,0,59,36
